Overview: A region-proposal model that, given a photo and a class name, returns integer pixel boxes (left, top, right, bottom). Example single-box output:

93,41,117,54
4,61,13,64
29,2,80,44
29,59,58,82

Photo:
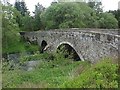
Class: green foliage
2,4,25,54
20,46,74,64
109,10,120,28
14,1,45,31
98,13,118,29
24,44,39,52
61,58,118,88
3,51,118,88
14,0,30,30
41,2,95,29
3,52,87,88
88,0,103,13
20,52,54,63
2,4,40,54
41,2,118,29
33,3,45,30
14,0,28,16
21,14,35,31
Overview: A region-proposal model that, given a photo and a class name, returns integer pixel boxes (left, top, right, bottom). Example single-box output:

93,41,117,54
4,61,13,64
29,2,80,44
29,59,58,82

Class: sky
4,0,120,14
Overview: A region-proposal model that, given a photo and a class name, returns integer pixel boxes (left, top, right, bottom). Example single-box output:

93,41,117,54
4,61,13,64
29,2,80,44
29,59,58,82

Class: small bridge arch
40,40,47,53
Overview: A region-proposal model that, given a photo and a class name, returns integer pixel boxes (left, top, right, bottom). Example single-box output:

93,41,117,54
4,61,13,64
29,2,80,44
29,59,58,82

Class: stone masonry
20,28,120,63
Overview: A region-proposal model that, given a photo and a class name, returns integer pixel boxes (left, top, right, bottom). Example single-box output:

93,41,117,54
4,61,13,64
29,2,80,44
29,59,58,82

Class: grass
3,57,90,88
20,52,54,63
2,53,118,88
2,38,39,54
61,58,118,88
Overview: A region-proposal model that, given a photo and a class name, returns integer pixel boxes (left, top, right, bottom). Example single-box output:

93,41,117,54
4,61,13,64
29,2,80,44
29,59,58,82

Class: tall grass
2,52,118,88
3,52,88,88
61,58,118,88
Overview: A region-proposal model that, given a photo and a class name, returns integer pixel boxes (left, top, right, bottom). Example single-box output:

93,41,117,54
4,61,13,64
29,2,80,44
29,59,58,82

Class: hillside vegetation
2,52,118,88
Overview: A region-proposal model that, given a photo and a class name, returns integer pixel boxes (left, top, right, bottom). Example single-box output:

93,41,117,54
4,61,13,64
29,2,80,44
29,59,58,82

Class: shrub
62,58,118,88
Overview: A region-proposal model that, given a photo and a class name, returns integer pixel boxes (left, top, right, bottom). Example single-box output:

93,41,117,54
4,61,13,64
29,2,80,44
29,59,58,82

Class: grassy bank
2,53,118,88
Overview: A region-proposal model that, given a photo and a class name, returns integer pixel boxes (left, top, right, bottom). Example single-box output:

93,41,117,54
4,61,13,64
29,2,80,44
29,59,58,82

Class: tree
34,3,45,16
21,13,34,31
2,4,24,54
41,2,118,29
41,2,97,29
14,0,28,29
33,3,45,30
88,0,103,14
14,0,28,16
98,13,118,29
108,10,120,28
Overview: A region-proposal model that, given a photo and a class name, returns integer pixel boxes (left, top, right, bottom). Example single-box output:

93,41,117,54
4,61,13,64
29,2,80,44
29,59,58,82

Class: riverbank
2,55,118,88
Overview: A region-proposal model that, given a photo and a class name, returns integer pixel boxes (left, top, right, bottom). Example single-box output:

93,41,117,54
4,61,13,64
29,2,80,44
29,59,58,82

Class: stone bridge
20,28,120,63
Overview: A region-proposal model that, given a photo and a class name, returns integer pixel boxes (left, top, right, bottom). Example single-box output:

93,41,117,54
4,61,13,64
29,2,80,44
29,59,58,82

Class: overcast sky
5,0,120,14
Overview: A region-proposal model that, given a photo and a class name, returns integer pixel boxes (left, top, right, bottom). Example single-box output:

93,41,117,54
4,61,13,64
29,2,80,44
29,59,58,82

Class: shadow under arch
56,42,84,61
40,40,47,53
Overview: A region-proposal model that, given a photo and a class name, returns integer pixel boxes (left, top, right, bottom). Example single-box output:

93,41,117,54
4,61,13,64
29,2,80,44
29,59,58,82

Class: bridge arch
56,41,84,61
40,40,47,53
